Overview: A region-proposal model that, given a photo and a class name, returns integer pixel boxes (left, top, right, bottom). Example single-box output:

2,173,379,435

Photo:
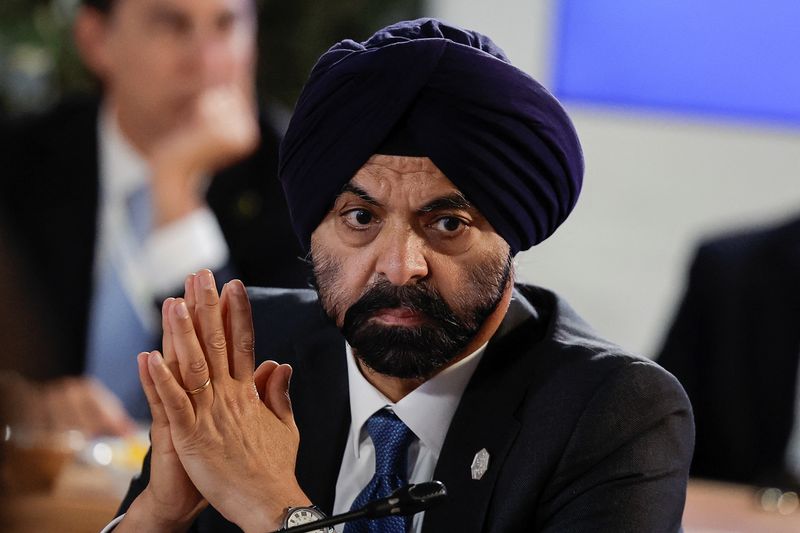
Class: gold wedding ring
184,377,211,395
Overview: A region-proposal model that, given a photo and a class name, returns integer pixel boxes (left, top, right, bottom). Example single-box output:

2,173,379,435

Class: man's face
90,0,256,145
311,155,513,380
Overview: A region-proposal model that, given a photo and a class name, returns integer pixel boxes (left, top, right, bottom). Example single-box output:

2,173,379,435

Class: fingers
265,364,295,427
60,378,96,433
169,299,213,408
253,361,279,402
33,378,133,437
192,270,230,380
40,382,65,432
220,281,231,344
162,297,184,389
83,379,136,436
147,351,196,430
184,272,197,323
223,280,255,381
139,352,169,431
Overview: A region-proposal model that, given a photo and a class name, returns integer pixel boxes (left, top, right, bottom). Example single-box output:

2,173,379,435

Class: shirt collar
98,103,150,200
346,341,487,461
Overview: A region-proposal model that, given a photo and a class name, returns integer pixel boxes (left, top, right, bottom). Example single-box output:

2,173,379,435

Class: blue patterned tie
344,409,416,533
85,186,154,420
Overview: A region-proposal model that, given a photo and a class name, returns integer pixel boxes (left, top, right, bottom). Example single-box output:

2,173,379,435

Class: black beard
313,252,513,380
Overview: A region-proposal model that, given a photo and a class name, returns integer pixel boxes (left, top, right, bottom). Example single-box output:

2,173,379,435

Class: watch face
286,507,326,529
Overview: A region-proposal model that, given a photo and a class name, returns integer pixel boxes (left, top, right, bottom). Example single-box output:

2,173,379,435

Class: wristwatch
281,505,333,532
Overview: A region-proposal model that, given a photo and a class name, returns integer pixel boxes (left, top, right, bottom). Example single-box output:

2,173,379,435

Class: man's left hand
143,270,310,533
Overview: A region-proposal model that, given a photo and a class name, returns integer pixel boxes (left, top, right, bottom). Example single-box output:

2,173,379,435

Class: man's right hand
115,350,207,532
148,86,260,228
116,295,210,532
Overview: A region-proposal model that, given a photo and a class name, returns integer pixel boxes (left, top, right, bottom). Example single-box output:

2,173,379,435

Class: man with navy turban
110,19,693,533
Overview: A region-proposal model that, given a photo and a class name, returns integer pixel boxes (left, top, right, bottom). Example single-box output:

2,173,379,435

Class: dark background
0,0,422,116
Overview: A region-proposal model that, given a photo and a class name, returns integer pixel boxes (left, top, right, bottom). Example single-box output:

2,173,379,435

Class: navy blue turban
279,18,584,254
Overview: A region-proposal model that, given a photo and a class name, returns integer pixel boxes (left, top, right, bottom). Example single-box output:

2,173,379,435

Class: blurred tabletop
4,456,800,532
1,429,147,533
3,461,125,533
683,478,800,533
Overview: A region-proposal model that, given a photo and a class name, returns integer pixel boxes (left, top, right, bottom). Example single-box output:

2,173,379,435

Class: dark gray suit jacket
120,284,694,532
657,217,800,489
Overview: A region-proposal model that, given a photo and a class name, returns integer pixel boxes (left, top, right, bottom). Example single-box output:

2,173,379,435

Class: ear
73,6,112,79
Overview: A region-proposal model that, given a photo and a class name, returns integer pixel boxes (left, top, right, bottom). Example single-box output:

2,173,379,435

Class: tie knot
366,409,415,475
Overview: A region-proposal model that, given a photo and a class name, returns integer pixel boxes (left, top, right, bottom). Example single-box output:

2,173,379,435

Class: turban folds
279,18,584,254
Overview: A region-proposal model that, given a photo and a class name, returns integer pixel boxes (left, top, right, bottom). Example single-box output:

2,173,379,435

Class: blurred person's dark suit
0,96,306,383
0,213,65,445
657,216,800,489
0,216,58,400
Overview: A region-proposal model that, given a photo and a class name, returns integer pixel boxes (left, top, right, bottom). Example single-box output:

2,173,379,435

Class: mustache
343,279,461,330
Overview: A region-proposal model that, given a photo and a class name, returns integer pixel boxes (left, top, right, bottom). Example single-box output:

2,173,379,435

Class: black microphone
272,480,447,533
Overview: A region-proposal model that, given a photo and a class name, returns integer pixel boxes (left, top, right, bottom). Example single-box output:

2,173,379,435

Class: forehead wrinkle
346,155,466,213
358,162,432,184
361,156,453,190
364,154,438,173
357,158,450,189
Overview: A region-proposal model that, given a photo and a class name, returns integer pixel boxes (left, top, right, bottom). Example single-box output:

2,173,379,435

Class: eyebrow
338,182,473,213
340,183,381,207
418,193,473,214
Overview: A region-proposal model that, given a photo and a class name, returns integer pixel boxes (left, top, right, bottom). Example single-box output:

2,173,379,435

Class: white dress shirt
332,342,487,532
94,105,230,330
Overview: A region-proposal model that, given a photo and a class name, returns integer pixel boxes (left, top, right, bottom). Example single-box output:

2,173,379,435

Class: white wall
426,0,800,356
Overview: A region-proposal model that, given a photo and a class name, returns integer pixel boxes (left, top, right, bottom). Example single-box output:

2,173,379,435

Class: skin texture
118,272,309,533
311,155,514,401
120,155,515,530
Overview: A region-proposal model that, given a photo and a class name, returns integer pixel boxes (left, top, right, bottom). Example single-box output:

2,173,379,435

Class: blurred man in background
658,215,800,490
0,0,307,435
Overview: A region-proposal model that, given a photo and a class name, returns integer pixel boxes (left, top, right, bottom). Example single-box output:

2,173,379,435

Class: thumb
266,364,294,426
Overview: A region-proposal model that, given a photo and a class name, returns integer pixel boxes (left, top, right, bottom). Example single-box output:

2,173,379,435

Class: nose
374,226,429,286
186,34,236,87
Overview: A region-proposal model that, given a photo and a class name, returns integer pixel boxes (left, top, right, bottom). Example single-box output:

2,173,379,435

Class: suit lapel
423,292,543,533
289,287,545,526
291,325,351,515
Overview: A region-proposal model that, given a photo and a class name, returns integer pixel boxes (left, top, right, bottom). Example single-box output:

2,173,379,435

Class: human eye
431,216,469,235
216,11,239,34
149,9,190,37
341,208,377,230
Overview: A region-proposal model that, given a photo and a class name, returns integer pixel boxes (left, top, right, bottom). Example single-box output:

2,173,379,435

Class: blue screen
554,0,800,126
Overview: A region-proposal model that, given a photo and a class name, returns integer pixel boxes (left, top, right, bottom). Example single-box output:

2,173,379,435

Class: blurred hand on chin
0,373,136,438
149,85,261,228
